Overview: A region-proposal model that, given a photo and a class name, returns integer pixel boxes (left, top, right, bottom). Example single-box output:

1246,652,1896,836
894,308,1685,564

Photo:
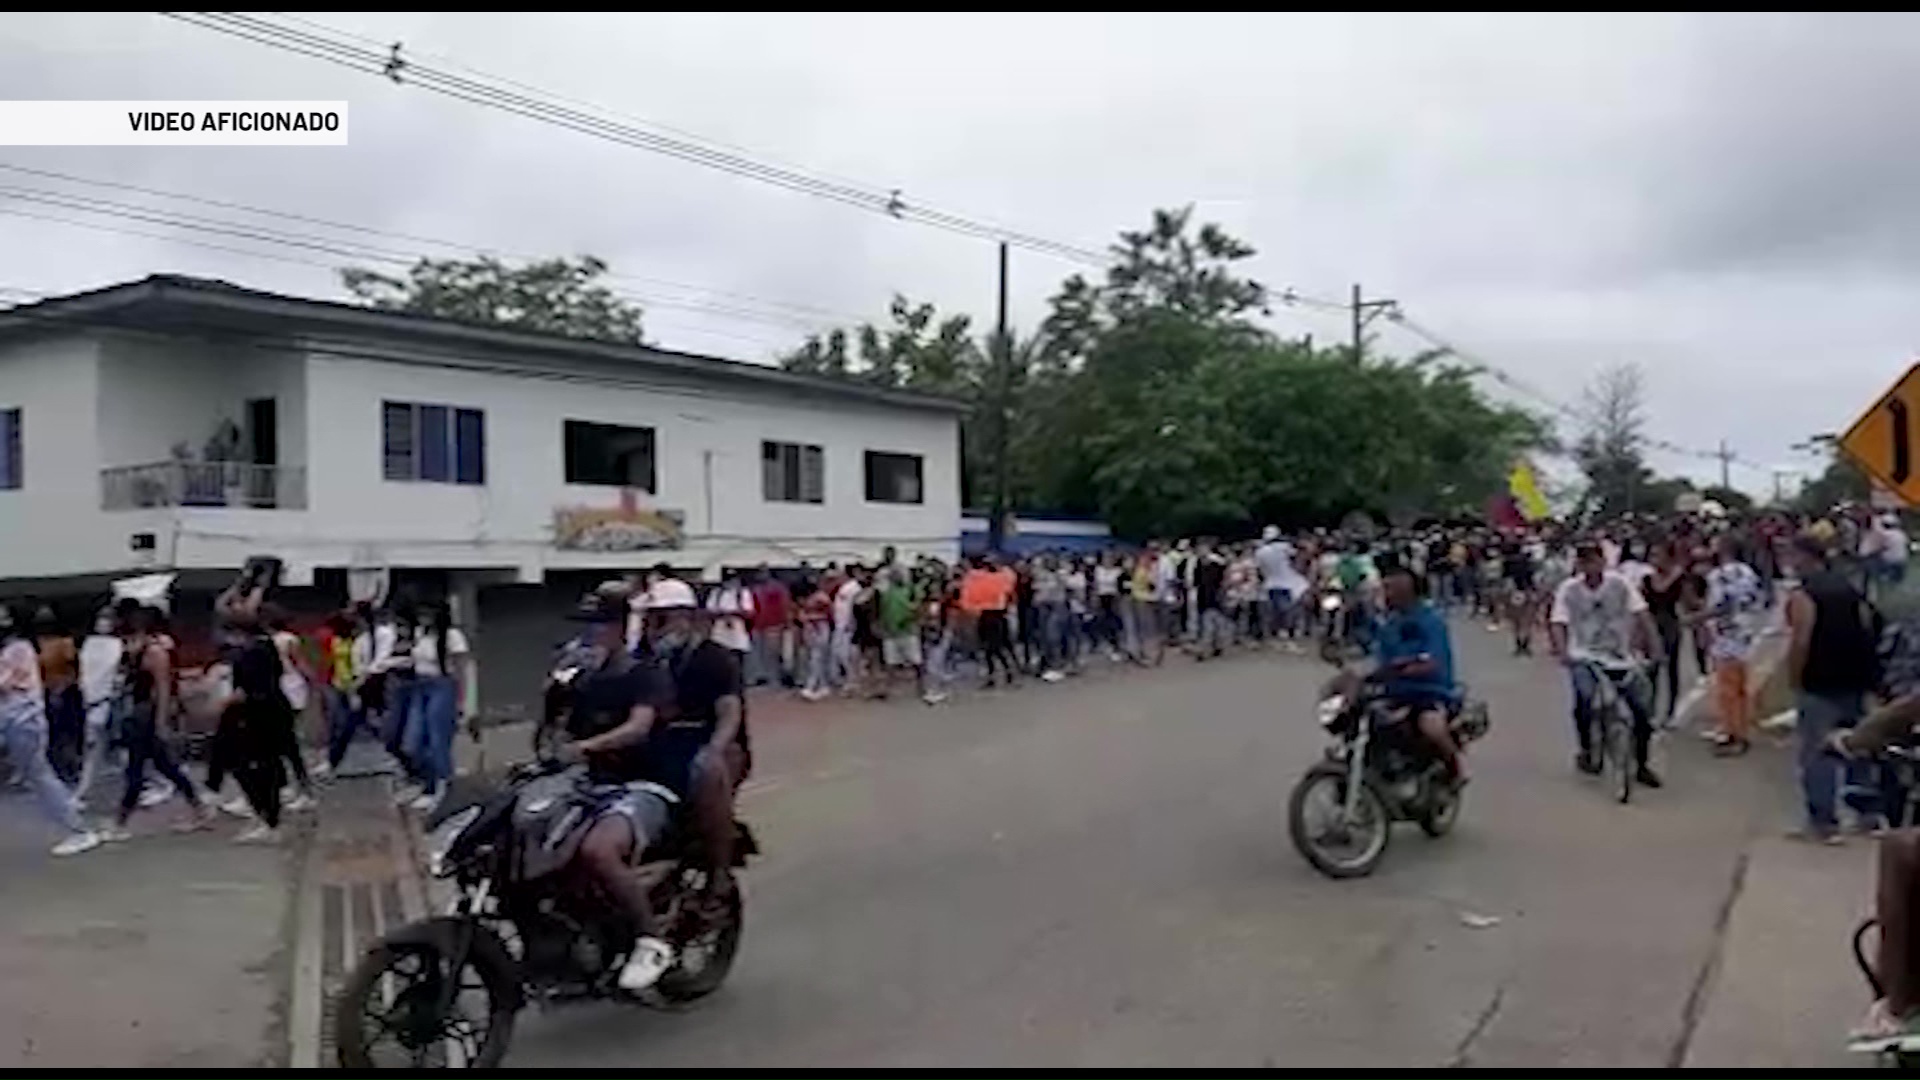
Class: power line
0,160,870,325
160,12,1117,267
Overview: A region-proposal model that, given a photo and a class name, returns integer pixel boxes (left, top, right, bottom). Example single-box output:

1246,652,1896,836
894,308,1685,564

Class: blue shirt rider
1368,562,1466,783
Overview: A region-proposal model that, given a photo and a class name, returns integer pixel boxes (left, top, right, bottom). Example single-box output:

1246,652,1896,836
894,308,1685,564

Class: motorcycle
1315,587,1370,664
333,760,759,1068
1287,677,1491,879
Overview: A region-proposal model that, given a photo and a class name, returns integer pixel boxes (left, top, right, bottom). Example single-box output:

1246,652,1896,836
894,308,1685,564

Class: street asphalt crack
1447,981,1507,1068
1665,843,1753,1068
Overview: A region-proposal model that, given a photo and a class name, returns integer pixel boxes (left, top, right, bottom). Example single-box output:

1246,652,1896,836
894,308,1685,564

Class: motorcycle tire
1287,763,1391,879
1416,782,1462,838
654,888,745,1005
335,919,519,1070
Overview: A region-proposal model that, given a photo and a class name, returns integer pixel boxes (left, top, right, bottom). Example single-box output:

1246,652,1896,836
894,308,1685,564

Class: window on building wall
762,440,824,504
0,408,19,490
864,450,923,504
382,401,485,485
564,420,657,491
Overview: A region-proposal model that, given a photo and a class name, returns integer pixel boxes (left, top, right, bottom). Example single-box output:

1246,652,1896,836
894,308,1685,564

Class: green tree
340,255,645,344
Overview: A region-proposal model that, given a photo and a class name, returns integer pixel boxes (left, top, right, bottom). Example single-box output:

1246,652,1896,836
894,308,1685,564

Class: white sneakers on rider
618,936,677,992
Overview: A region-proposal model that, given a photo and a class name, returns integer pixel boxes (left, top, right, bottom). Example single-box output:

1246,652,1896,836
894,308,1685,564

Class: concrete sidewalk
0,787,296,1068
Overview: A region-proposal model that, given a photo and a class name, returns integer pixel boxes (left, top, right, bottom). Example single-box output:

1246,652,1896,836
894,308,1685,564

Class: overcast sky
3,12,1917,495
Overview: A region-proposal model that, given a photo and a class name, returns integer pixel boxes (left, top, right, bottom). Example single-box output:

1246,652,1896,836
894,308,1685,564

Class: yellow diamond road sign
1840,362,1920,509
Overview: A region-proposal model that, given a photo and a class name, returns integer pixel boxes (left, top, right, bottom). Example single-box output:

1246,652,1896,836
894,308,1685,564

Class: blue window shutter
454,408,485,485
419,405,451,482
382,402,415,481
0,409,19,489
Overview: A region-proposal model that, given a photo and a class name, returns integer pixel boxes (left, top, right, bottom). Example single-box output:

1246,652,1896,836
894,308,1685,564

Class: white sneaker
408,788,442,813
922,690,949,705
1041,670,1065,683
392,784,422,807
97,823,133,843
310,759,332,781
218,795,255,819
139,786,174,809
51,830,102,857
284,792,317,813
617,936,677,992
234,823,281,844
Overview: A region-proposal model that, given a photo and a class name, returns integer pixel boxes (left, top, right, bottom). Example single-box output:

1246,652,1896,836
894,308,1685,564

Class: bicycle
1574,655,1651,804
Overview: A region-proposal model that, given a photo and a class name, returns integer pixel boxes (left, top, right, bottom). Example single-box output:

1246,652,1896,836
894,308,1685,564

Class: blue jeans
402,676,458,792
324,685,370,768
1796,690,1871,831
1,696,84,835
1569,662,1652,765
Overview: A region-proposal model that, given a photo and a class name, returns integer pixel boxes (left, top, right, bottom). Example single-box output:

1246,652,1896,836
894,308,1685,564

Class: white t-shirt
79,634,123,706
1256,540,1308,595
272,629,310,710
1093,565,1122,597
832,580,861,631
1615,559,1654,594
707,583,755,653
1883,524,1911,567
411,627,471,679
1550,572,1647,663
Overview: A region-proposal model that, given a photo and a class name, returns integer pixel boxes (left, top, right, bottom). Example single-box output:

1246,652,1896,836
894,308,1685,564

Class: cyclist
1549,541,1663,786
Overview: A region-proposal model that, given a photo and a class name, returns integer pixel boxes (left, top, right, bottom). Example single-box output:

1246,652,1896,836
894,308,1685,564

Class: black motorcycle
1287,678,1490,879
333,761,758,1069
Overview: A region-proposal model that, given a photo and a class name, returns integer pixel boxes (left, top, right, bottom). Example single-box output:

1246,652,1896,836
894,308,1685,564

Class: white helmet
644,577,698,611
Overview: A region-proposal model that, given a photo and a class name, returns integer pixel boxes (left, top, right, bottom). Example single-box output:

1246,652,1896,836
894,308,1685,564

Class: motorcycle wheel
335,922,519,1069
1287,764,1391,879
1417,780,1462,838
655,888,744,1004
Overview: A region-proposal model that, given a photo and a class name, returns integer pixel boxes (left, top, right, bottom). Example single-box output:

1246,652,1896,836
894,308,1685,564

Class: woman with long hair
397,600,471,813
0,605,99,856
1643,541,1691,722
98,603,211,841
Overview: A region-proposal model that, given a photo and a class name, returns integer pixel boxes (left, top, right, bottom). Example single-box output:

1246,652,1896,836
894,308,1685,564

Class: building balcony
101,461,308,511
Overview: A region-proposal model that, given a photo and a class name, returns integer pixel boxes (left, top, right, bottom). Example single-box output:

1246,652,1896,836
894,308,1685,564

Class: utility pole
987,242,1012,554
1715,439,1733,492
1349,283,1397,364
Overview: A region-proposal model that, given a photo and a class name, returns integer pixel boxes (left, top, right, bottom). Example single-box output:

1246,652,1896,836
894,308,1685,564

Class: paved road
498,618,1804,1069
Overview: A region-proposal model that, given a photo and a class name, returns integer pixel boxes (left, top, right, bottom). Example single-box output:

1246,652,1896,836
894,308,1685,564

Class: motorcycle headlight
1320,594,1342,612
427,806,481,878
1317,695,1348,728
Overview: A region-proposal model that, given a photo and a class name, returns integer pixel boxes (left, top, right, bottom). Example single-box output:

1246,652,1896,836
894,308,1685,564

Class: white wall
291,349,961,576
97,337,307,468
0,336,113,578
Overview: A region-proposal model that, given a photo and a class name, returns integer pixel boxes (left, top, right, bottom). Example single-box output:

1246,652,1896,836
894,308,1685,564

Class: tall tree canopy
782,207,1547,538
341,255,646,344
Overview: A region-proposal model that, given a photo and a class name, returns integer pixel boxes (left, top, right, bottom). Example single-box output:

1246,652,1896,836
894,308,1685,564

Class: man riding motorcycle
555,577,750,993
1365,562,1465,785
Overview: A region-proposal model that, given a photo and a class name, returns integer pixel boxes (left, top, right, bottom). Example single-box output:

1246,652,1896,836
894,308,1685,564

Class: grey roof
0,274,967,414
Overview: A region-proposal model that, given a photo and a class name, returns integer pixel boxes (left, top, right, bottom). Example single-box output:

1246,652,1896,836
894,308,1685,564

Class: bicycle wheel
1606,709,1634,805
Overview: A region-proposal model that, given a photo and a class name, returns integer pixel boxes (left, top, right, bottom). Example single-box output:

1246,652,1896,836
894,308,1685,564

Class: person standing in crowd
1641,541,1695,724
1092,551,1125,661
919,563,955,705
74,607,124,805
381,606,420,781
1158,542,1188,651
707,570,757,679
0,605,100,856
398,600,472,813
1702,535,1766,756
962,555,1021,687
749,566,794,690
265,606,317,812
99,601,212,841
1783,534,1883,841
874,564,924,699
322,610,370,771
829,564,862,691
1062,555,1090,671
1256,526,1306,651
1189,539,1230,660
850,566,884,697
33,607,83,786
796,573,835,702
1030,553,1069,682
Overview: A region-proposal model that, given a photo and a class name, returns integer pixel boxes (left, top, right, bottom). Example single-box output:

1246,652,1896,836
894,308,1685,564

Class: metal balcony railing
101,461,308,511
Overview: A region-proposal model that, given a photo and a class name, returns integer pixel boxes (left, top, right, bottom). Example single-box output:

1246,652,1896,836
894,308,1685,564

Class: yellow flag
1509,459,1550,521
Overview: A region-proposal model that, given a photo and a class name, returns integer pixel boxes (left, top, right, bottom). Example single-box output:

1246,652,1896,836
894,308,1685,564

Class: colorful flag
1509,459,1550,521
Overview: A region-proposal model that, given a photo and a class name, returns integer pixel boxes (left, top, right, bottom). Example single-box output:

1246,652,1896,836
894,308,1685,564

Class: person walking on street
34,607,83,786
1703,535,1766,756
749,567,794,689
1783,534,1883,840
1641,542,1696,724
1192,539,1232,659
215,582,292,843
1031,554,1069,682
397,600,472,814
99,602,212,841
266,606,317,812
74,607,124,804
0,605,100,856
796,576,835,702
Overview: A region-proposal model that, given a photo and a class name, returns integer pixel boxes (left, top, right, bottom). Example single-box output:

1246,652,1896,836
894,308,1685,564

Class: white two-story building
0,274,963,708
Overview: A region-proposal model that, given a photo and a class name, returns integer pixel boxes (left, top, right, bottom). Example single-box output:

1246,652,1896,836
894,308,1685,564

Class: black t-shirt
644,641,749,797
572,659,666,784
1194,555,1227,611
